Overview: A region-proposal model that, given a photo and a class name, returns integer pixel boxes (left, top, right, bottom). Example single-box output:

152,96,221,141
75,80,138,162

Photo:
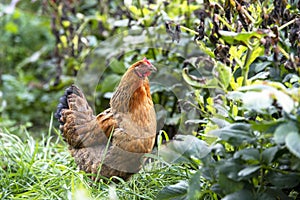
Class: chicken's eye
134,66,144,78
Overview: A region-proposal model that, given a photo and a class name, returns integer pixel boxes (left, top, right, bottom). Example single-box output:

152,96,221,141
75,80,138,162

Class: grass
0,118,186,200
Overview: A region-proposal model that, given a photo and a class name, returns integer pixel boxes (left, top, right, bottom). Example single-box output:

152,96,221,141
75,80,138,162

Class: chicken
54,58,157,181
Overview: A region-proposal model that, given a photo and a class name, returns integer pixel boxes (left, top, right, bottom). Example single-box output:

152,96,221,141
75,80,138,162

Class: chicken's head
133,57,157,78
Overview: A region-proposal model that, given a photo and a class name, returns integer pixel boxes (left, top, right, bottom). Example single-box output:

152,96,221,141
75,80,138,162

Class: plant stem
180,25,199,35
216,14,235,31
277,44,289,59
242,47,253,86
278,18,296,31
259,167,264,193
137,0,145,18
235,0,256,24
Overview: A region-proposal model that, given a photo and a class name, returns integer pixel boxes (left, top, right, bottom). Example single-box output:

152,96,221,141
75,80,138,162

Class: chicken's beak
148,64,157,72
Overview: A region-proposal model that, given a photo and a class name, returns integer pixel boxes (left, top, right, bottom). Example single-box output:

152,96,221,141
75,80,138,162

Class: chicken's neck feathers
110,70,153,116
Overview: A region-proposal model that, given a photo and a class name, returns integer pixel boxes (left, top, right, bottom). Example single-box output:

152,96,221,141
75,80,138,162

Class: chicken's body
55,58,157,181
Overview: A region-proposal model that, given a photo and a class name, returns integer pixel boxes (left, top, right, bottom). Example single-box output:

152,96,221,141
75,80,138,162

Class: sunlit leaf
113,19,130,27
4,21,18,34
241,91,273,112
274,122,298,144
246,46,264,68
286,131,300,159
251,119,283,132
249,71,269,81
60,35,68,47
237,83,295,113
195,40,215,58
156,181,188,200
238,165,260,177
124,0,132,7
215,62,232,90
274,90,294,113
182,68,219,89
219,30,264,46
129,5,139,16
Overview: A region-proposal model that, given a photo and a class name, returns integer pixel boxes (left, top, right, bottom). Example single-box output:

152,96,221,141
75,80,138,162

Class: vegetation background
0,0,299,199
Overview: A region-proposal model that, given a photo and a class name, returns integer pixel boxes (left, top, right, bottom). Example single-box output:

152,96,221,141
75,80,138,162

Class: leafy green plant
158,0,300,199
0,1,59,133
1,0,300,199
159,80,300,199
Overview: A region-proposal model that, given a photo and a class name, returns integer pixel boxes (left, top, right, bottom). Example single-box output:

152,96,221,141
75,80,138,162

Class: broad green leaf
185,119,207,124
113,19,130,27
234,148,260,162
251,120,283,132
238,83,273,91
227,91,244,101
217,160,244,181
215,62,232,90
238,165,260,177
182,68,219,89
257,189,290,200
187,171,202,200
159,135,210,164
230,123,252,131
267,80,289,90
156,181,188,200
252,61,272,73
249,71,269,81
219,30,264,46
124,0,132,6
229,45,247,67
274,122,298,144
218,174,244,194
261,146,279,164
195,40,215,58
245,46,264,69
237,83,295,113
210,123,254,146
150,82,182,94
286,131,300,159
109,59,126,74
129,5,140,16
266,172,300,188
101,74,121,93
222,189,253,200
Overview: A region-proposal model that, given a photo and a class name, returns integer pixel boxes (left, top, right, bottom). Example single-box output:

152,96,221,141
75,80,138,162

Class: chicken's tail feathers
54,86,72,124
54,84,91,125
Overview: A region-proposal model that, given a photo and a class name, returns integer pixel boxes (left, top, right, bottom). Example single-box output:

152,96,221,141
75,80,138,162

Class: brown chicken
54,58,157,181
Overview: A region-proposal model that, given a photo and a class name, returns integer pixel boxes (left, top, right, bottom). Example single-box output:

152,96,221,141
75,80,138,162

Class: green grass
0,119,186,199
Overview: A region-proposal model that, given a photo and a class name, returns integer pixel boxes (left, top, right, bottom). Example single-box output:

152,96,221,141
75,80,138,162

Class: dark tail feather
54,85,76,124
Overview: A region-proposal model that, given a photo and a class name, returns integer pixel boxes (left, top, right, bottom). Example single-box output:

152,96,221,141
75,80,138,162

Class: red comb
143,57,151,65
